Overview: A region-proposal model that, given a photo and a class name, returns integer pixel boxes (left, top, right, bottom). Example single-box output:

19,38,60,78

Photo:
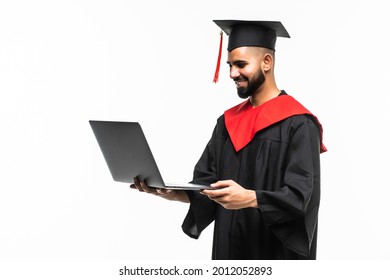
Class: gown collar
224,92,327,153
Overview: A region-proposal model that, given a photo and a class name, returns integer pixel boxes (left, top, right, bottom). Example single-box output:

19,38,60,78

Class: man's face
227,47,266,99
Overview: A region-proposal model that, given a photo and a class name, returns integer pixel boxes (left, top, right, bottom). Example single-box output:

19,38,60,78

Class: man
131,20,326,260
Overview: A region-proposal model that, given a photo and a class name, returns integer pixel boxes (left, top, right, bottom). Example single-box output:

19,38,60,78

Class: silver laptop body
89,120,211,190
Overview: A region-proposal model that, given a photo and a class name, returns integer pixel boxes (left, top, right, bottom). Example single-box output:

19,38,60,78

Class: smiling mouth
234,79,247,87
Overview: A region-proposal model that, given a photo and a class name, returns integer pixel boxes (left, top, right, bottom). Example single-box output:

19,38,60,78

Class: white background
1,0,390,264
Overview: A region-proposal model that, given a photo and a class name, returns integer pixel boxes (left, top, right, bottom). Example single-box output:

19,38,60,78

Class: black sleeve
181,122,221,239
257,119,321,256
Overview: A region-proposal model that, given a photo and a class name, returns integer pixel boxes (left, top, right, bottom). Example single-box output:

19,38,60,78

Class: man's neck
249,85,281,107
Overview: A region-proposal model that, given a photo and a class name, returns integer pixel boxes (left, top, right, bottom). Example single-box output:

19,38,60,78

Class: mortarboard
213,20,290,51
212,20,290,82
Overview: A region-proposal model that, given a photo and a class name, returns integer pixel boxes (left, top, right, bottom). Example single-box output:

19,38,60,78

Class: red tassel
213,31,223,83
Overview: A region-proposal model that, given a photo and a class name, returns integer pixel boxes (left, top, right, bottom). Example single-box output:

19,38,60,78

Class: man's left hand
201,180,258,210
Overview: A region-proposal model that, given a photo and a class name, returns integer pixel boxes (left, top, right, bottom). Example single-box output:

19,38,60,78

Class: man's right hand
130,177,190,203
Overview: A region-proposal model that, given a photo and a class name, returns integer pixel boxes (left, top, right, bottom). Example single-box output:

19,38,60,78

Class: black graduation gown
182,113,321,260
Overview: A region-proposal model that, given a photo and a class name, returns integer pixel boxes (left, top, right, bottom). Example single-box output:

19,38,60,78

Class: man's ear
262,53,274,72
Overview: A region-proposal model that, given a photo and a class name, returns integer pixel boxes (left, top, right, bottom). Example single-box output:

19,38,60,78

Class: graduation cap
212,20,290,83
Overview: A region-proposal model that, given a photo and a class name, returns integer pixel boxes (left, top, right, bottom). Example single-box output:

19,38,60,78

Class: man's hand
130,177,190,203
201,180,258,210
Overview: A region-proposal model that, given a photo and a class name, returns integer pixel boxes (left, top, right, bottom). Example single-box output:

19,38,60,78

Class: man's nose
229,67,240,79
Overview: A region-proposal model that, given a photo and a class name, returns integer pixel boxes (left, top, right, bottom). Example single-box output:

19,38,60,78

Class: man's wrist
248,190,259,208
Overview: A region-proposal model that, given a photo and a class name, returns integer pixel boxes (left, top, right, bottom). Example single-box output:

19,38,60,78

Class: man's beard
236,71,265,99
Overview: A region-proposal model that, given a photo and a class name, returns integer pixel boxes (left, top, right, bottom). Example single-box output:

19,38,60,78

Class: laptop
89,120,212,190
